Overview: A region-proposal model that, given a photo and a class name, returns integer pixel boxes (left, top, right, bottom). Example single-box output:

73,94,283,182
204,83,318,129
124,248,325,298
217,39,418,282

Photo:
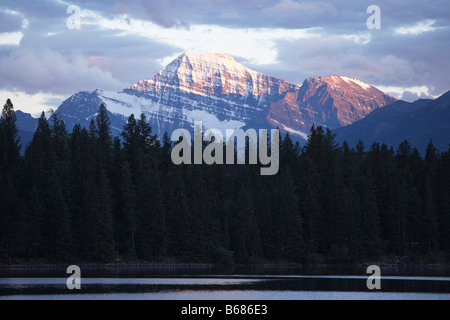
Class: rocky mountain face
266,75,397,136
122,53,301,137
122,53,396,137
19,53,399,143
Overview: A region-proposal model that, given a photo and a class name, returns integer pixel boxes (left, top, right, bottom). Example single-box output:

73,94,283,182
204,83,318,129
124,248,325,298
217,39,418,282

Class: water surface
1,266,449,300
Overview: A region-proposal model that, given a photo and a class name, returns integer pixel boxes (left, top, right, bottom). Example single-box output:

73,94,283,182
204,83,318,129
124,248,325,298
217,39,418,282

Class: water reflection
0,266,449,300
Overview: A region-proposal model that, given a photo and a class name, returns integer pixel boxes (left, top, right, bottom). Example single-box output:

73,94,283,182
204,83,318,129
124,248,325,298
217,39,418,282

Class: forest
0,99,449,265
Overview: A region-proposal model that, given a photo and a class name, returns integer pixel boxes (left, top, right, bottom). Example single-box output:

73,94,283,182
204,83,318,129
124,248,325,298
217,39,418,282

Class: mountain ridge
334,91,450,153
57,53,396,138
11,52,400,147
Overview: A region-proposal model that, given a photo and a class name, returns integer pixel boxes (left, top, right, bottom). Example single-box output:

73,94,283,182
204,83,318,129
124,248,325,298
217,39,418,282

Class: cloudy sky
0,0,449,114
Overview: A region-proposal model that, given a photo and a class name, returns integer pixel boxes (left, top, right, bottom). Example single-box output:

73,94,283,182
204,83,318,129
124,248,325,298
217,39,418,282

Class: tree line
0,100,449,265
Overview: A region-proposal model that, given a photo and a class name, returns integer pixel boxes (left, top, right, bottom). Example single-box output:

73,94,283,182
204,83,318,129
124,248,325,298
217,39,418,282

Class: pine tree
231,183,261,262
118,161,139,260
0,99,24,263
333,142,362,262
91,106,115,261
50,112,69,162
24,112,73,262
121,114,168,260
360,161,383,258
164,166,193,259
437,149,450,255
394,141,423,255
280,133,300,170
273,169,305,262
424,140,439,254
302,126,338,258
26,184,44,260
69,125,92,260
95,104,113,168
161,132,173,172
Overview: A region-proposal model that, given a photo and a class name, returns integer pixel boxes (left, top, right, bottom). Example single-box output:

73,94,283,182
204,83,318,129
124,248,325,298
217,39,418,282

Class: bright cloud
0,31,23,45
376,85,437,101
0,89,67,116
395,20,438,35
92,13,322,65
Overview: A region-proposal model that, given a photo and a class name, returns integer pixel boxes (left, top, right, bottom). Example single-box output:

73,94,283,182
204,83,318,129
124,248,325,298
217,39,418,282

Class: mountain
56,89,129,137
334,91,450,153
15,110,38,149
266,75,397,137
16,53,397,144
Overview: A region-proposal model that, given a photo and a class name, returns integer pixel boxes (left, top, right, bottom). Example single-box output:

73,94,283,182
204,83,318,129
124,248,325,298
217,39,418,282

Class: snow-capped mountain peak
340,76,372,90
128,52,275,98
307,75,374,91
56,53,397,139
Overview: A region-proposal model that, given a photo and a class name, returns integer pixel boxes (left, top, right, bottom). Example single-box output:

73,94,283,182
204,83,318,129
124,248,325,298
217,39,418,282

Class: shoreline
1,262,449,270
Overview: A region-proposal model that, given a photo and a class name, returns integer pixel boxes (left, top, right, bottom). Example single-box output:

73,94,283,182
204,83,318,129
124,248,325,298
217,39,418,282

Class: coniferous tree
360,160,383,258
24,112,72,261
438,149,450,255
164,165,193,259
0,99,24,263
91,106,115,261
119,161,139,260
122,114,168,259
424,140,439,254
231,183,261,262
332,142,362,262
69,125,97,261
2,105,450,265
302,126,338,258
368,143,398,255
95,104,113,168
274,169,305,262
395,141,423,255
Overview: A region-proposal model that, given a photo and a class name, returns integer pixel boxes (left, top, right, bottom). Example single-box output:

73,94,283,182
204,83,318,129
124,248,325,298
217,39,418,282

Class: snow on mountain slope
55,53,397,139
129,53,274,97
340,76,372,90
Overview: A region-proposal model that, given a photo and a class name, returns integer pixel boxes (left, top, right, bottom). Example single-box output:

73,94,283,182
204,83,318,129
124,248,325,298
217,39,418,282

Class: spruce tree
361,161,383,258
119,161,139,260
0,99,24,263
92,106,115,261
231,183,261,262
424,140,439,254
274,169,305,262
24,112,72,262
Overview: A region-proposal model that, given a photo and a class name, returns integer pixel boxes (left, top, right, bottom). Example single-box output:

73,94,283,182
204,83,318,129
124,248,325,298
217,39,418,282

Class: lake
0,265,449,300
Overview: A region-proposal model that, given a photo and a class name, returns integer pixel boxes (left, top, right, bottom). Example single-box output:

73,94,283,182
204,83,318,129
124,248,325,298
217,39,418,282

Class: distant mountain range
334,91,450,153
10,53,449,153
